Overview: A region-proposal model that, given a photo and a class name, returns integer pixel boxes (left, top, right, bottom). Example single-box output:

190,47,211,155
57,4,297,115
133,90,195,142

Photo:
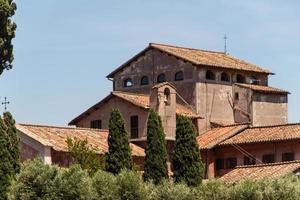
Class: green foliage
3,112,20,175
0,0,17,74
117,169,147,200
106,109,133,174
143,109,168,184
92,170,119,200
0,117,13,199
66,137,104,175
172,115,204,186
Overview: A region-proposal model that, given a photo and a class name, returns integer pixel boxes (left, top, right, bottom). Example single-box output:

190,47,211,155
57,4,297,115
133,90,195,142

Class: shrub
92,170,119,200
194,179,229,200
117,169,147,200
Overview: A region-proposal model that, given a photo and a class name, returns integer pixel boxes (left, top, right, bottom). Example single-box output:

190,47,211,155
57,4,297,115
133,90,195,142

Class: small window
90,120,102,129
226,157,237,169
244,156,256,165
206,70,216,80
282,152,294,162
140,76,149,85
174,71,184,81
157,73,166,83
216,158,225,170
236,74,245,83
164,88,171,105
235,92,239,101
221,72,230,82
262,154,275,163
130,116,139,139
124,78,133,87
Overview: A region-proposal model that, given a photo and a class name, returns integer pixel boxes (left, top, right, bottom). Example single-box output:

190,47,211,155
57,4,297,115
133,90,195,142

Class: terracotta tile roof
16,124,145,157
220,161,300,182
107,43,271,78
220,123,300,146
69,91,199,125
197,124,248,150
235,83,290,94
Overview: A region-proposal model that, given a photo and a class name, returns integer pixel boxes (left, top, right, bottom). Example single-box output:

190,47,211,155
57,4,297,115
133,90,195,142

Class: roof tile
235,83,289,94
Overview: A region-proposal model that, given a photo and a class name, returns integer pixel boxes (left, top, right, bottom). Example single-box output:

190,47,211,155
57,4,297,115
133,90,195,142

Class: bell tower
150,82,177,138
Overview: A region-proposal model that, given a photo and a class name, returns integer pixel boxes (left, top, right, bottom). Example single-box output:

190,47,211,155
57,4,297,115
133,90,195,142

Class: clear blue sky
1,0,299,126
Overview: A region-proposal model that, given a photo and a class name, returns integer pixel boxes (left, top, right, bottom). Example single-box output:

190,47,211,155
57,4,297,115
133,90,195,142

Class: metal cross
2,97,10,111
224,34,228,54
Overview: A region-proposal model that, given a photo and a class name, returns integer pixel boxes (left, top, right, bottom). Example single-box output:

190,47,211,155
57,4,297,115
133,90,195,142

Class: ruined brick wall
74,96,149,138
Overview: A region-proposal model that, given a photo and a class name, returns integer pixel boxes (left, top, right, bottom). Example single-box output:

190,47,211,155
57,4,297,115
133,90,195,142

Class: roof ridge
149,42,224,54
250,123,300,129
18,123,109,132
112,91,149,97
236,160,300,169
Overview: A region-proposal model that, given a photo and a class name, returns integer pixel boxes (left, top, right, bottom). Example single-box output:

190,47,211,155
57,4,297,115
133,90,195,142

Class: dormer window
221,72,230,82
124,78,133,87
206,70,216,80
140,76,149,85
157,73,166,83
236,74,245,83
174,71,184,81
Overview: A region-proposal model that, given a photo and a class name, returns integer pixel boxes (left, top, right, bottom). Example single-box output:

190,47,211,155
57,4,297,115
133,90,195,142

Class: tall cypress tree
172,115,204,186
0,116,13,199
106,108,133,174
143,109,168,184
3,112,20,175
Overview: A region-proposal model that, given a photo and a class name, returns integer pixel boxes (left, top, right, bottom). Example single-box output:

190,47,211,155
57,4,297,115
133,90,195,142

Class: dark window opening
175,71,184,81
226,157,237,169
216,158,225,170
140,76,149,85
90,120,102,129
157,73,166,83
262,154,275,163
250,76,260,85
164,88,171,105
221,72,230,82
130,116,139,139
244,156,256,165
124,78,133,87
206,70,216,80
235,92,239,101
282,152,294,162
236,74,245,83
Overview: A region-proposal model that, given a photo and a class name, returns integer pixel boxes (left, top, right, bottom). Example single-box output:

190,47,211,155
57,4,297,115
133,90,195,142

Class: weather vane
2,97,10,111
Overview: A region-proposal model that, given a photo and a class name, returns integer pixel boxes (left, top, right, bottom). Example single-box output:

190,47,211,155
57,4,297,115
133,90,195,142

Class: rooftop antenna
224,34,228,54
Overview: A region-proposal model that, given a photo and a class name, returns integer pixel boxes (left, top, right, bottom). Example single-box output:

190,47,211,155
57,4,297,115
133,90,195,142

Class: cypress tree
143,109,168,184
0,116,13,199
106,108,133,174
172,115,204,186
3,112,20,175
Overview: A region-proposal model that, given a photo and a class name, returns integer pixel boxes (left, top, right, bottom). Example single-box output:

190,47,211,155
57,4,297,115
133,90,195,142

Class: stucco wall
75,96,149,138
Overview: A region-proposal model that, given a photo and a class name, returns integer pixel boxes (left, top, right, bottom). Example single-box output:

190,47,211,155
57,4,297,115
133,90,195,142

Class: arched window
250,75,259,85
236,74,245,83
164,88,171,105
140,76,149,85
206,70,216,80
123,78,133,87
157,73,166,83
221,72,230,82
174,71,184,81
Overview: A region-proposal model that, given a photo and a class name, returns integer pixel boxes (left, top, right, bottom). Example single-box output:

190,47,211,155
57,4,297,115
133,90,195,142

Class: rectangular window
90,120,102,129
226,157,237,169
130,116,139,139
216,158,224,170
235,93,239,101
262,154,275,163
244,156,256,166
282,152,294,162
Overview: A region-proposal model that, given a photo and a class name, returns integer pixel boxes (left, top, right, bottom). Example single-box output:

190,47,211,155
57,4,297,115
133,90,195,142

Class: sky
1,0,300,126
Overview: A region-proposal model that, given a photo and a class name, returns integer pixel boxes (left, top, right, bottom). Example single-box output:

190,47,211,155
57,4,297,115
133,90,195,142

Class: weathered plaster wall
75,97,149,138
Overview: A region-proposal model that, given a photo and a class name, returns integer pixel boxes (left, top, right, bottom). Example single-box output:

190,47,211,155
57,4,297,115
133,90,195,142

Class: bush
116,169,147,200
92,170,119,200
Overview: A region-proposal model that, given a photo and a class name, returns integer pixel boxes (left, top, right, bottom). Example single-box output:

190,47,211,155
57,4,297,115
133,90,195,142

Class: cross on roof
224,34,228,54
2,97,10,111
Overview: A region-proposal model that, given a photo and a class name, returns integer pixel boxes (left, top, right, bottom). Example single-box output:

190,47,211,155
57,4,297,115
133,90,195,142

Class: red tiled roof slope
197,124,248,150
16,124,145,157
220,124,300,145
235,83,290,94
220,161,300,182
